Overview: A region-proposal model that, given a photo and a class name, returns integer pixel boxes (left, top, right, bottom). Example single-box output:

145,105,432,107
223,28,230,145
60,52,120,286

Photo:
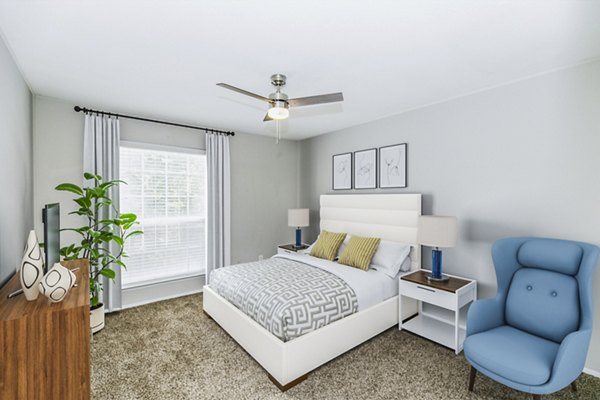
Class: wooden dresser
0,259,90,400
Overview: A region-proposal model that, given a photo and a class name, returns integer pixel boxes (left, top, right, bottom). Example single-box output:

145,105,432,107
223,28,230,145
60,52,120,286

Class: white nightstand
399,269,477,354
277,244,309,255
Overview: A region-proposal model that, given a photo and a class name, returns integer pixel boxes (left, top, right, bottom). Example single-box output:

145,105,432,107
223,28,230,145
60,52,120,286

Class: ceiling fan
217,74,344,122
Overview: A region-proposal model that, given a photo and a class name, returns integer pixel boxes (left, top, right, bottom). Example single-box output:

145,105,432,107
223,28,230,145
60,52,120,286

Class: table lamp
288,209,309,248
417,215,458,282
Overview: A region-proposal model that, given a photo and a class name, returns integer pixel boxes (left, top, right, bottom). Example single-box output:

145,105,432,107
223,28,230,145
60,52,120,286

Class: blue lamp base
295,228,302,248
426,248,449,282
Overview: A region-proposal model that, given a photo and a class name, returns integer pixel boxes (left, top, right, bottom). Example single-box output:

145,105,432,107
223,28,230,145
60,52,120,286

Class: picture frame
332,152,352,190
353,148,377,189
379,143,407,188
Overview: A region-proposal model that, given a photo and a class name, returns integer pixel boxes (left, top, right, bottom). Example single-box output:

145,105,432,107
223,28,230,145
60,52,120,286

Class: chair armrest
466,298,504,337
549,330,592,387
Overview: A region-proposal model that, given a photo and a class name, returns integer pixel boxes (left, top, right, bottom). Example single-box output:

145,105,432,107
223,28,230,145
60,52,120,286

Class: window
119,142,206,289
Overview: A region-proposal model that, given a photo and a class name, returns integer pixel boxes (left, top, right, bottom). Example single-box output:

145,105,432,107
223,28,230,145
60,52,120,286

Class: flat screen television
42,203,60,273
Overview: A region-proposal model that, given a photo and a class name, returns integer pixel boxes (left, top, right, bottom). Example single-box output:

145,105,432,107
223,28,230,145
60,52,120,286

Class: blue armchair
464,237,600,399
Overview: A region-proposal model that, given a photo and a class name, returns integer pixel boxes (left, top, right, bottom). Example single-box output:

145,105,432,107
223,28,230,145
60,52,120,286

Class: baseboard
583,367,600,378
121,275,204,310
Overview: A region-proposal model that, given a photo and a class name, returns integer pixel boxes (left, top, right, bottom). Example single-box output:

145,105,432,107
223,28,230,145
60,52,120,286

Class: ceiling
0,1,599,140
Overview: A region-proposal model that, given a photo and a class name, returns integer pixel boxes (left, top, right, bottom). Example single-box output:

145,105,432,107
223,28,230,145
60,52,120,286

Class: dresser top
0,259,90,322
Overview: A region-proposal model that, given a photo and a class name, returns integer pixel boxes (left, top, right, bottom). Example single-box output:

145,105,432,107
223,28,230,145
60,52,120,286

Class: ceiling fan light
268,104,289,120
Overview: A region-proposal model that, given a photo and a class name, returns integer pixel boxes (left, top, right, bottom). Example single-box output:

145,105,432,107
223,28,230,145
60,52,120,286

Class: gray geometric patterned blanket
209,257,358,342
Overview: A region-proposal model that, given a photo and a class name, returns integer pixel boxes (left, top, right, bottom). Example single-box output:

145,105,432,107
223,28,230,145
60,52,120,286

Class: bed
202,194,422,390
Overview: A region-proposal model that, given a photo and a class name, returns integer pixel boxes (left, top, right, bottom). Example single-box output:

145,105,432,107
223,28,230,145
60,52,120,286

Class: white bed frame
203,194,422,390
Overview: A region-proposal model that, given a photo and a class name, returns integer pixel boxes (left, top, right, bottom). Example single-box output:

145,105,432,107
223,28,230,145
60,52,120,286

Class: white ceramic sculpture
38,263,77,303
19,230,45,301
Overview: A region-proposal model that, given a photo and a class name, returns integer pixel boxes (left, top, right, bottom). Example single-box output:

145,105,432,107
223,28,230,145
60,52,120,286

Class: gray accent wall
29,61,600,372
32,96,300,266
0,36,32,285
299,60,600,372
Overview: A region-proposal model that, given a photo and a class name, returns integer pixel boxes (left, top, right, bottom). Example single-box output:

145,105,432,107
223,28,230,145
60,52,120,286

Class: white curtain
206,133,231,284
83,113,122,312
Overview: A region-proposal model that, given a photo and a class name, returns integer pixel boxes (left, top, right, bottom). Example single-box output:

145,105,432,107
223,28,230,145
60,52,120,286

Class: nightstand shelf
402,314,467,350
399,269,476,354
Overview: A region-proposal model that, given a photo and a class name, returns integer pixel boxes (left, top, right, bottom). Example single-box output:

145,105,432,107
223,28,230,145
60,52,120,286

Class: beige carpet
91,294,600,400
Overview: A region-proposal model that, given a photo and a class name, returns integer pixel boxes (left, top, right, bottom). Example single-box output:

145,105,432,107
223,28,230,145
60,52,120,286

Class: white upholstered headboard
320,194,422,271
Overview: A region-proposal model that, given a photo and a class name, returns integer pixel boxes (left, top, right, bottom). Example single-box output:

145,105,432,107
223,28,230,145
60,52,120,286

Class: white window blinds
119,143,206,289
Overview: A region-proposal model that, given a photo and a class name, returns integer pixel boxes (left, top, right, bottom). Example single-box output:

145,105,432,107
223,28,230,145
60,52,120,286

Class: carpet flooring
91,294,600,399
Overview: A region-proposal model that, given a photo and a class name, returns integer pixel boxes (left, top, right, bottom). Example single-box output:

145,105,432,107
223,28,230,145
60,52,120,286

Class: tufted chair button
526,285,533,291
551,291,558,297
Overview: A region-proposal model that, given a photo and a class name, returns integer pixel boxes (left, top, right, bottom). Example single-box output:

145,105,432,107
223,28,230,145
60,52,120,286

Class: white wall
0,36,32,285
300,60,600,372
32,97,84,247
33,96,300,267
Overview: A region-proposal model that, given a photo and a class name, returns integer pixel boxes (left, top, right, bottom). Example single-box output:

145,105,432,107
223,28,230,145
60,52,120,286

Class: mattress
208,253,404,342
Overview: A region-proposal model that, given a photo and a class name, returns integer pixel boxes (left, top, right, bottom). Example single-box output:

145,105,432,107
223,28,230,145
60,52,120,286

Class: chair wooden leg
571,381,577,392
468,366,477,392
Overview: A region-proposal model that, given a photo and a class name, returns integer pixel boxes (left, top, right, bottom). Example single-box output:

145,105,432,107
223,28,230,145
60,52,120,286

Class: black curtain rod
73,106,235,136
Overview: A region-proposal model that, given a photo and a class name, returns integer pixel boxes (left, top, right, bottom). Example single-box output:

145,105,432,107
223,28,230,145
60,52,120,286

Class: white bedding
274,252,408,311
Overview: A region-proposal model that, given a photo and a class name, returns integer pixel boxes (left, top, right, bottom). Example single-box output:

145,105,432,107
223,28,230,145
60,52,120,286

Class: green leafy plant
56,172,142,308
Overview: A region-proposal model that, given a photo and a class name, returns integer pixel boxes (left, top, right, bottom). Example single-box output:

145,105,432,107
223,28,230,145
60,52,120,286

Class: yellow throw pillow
338,236,381,271
310,231,347,261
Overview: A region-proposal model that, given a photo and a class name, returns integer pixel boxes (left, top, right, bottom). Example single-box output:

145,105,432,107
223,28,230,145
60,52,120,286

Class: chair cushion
517,239,583,275
505,268,579,343
464,325,560,386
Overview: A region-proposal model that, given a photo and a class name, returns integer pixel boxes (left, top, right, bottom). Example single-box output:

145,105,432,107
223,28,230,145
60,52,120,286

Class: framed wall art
353,148,377,189
379,143,407,188
332,152,352,190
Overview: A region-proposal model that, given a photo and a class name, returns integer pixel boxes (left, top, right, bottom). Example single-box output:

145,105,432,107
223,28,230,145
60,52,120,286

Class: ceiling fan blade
263,112,273,122
288,92,344,107
216,83,269,102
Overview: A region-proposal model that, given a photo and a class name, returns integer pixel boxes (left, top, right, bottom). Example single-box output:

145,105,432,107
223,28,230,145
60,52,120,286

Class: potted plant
56,172,142,333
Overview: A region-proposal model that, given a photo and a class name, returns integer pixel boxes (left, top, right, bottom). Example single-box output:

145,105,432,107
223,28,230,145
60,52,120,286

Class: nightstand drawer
399,280,455,310
278,248,294,255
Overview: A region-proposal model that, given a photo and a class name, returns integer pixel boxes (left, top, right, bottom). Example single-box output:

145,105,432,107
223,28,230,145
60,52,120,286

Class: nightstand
277,244,309,255
399,269,476,354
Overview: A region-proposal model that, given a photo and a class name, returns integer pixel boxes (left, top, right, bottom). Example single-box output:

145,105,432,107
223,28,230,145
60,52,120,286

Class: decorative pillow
307,235,351,259
309,230,347,261
370,241,411,278
338,236,381,271
334,236,351,260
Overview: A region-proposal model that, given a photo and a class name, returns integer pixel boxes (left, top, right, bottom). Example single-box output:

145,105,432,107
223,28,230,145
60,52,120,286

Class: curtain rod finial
74,106,82,112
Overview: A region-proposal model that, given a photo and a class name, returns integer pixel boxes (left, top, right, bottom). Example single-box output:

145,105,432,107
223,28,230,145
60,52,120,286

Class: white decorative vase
90,304,105,334
38,263,76,303
19,230,45,301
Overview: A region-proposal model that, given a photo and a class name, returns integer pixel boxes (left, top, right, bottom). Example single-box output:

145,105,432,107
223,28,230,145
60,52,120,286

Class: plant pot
90,303,105,334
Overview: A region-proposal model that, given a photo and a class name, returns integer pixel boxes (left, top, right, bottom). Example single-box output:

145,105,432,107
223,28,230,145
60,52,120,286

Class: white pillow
335,236,351,260
370,241,412,278
398,256,412,274
302,237,320,254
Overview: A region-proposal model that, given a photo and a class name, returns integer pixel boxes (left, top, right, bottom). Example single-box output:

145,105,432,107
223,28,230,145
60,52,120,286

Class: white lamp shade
288,209,309,227
417,216,458,248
